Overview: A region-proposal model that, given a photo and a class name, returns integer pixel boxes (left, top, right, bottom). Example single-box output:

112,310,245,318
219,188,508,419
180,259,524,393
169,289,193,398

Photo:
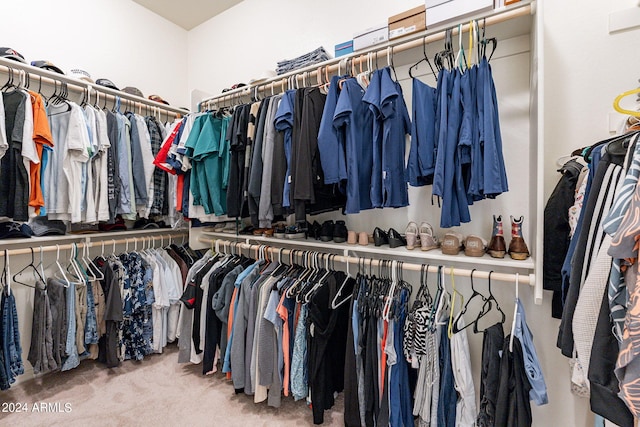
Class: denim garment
84,277,98,347
61,282,80,371
514,299,548,405
438,323,457,427
290,304,308,401
223,262,259,374
389,288,413,427
1,291,24,388
408,78,437,187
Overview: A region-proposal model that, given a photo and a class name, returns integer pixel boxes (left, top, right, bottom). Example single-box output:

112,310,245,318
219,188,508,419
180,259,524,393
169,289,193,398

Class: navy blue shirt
334,78,374,214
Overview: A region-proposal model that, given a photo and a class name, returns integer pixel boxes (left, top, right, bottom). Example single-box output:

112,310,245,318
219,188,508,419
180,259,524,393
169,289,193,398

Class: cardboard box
353,24,388,51
426,0,493,27
495,0,519,8
335,40,354,57
389,5,426,39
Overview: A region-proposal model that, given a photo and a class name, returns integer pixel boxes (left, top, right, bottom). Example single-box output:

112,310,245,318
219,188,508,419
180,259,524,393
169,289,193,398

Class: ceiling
132,0,243,30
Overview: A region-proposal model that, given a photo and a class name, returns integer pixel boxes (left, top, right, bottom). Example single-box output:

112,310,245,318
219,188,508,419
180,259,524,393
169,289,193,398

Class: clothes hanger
409,35,437,80
452,269,488,333
331,254,354,309
36,246,47,283
614,87,640,118
82,243,104,281
381,261,398,321
52,244,71,288
447,268,464,338
474,271,506,333
66,243,87,286
1,67,15,92
12,247,42,288
509,273,520,352
386,45,398,82
1,250,11,296
454,23,468,73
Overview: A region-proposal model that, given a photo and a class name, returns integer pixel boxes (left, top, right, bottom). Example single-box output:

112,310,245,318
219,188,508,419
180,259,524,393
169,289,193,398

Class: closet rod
205,237,534,286
0,57,189,117
199,2,532,109
0,232,188,258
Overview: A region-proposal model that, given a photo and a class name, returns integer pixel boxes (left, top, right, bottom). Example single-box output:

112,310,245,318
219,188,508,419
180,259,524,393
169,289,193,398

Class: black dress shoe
373,227,389,247
312,221,323,240
388,228,407,248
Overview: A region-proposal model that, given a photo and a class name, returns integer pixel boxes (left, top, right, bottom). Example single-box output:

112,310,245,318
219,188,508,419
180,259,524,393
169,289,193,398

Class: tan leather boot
508,215,530,260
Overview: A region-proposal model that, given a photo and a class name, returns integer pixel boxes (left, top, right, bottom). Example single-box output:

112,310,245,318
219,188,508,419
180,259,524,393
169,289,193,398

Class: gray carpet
0,344,344,426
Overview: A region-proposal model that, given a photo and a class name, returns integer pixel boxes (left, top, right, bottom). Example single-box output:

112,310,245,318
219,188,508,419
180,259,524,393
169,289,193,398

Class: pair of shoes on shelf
373,227,406,248
284,221,310,240
405,222,439,251
347,231,371,246
441,232,487,257
252,227,274,237
487,215,530,260
314,220,348,243
273,223,287,238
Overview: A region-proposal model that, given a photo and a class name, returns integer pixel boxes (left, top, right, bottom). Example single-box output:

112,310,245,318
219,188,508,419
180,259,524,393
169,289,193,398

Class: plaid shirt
145,117,167,215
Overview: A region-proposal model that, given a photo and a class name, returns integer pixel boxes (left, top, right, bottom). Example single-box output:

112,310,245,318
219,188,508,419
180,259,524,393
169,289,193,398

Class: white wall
0,0,189,107
543,0,640,197
187,0,424,99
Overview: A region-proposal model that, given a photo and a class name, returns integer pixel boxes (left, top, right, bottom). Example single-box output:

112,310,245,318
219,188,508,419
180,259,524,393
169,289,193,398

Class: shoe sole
407,245,416,250
442,247,461,255
389,239,405,248
510,252,529,260
421,245,438,251
274,233,285,238
465,248,485,257
285,233,306,239
488,250,506,258
334,237,346,243
320,236,332,242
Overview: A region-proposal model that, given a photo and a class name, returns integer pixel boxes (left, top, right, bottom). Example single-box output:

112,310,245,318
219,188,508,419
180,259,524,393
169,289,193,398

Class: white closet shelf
199,231,535,271
0,228,188,249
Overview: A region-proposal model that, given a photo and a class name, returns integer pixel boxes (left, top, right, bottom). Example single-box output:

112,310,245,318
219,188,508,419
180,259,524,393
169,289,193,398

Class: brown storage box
388,5,426,39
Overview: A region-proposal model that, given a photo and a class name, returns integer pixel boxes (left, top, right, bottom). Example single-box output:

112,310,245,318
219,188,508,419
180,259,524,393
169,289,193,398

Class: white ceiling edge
131,0,243,30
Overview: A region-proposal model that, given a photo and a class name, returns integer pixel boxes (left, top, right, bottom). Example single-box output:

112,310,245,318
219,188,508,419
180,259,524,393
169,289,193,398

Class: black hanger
606,130,639,157
474,271,506,333
409,36,438,81
584,129,640,162
12,248,43,288
452,269,488,333
1,67,15,92
389,46,398,82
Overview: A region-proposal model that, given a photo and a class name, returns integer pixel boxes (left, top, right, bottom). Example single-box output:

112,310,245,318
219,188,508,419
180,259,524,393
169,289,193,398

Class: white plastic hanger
331,254,353,309
53,245,71,288
509,273,520,352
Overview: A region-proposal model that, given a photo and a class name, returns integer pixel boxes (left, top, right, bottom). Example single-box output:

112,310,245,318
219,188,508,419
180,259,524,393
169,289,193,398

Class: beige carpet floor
0,344,344,426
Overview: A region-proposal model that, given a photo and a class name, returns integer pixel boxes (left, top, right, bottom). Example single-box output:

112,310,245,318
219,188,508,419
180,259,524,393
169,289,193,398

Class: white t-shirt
46,102,90,222
0,92,7,160
21,91,38,217
134,114,155,218
94,109,111,222
83,105,98,223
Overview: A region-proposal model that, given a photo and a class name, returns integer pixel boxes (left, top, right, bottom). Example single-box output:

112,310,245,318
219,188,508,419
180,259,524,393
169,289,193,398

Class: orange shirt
277,293,291,396
28,91,53,212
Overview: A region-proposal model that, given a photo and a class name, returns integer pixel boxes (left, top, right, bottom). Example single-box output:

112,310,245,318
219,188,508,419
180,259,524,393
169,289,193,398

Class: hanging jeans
1,291,24,388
